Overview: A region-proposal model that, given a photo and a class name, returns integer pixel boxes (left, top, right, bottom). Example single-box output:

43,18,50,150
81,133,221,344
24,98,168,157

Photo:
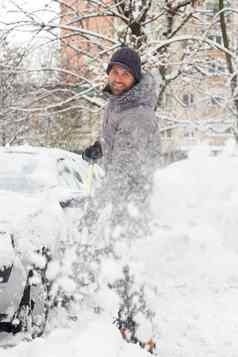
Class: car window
0,153,44,193
0,153,37,175
57,158,83,191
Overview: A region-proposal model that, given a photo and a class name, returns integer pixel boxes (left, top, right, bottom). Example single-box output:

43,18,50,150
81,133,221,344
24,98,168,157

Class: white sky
0,0,59,45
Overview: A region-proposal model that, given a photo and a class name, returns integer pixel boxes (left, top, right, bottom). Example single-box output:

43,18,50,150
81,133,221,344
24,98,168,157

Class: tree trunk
219,0,238,140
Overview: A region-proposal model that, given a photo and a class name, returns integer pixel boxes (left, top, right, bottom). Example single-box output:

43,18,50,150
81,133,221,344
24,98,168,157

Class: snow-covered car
0,145,99,339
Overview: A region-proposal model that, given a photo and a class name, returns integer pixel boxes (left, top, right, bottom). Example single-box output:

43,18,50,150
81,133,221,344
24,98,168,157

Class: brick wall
60,0,113,84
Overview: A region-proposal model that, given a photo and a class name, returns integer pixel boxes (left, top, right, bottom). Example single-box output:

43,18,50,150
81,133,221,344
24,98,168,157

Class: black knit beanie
106,47,142,82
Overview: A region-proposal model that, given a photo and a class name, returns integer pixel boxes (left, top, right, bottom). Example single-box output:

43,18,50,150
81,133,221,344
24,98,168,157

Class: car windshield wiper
0,265,13,284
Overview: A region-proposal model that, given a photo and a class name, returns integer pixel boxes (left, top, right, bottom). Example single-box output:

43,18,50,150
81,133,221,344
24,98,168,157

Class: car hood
0,190,55,225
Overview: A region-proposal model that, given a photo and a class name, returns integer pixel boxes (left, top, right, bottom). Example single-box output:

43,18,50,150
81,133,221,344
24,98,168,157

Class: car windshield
0,152,45,193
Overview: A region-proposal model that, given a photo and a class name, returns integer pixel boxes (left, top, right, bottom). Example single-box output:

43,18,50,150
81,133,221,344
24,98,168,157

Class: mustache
109,80,125,86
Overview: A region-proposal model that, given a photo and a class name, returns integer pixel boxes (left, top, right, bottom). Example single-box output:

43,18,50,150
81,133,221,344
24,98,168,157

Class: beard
108,80,134,96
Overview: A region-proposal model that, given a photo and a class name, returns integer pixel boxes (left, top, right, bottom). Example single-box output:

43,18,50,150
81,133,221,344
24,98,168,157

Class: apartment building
160,0,236,157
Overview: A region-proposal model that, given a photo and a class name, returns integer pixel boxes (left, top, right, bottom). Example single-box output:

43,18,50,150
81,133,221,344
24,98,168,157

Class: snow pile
148,144,238,356
1,143,238,356
0,318,148,357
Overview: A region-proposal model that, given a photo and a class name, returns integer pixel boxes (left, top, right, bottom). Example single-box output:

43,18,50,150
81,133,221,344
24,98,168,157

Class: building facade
159,0,236,158
60,0,113,84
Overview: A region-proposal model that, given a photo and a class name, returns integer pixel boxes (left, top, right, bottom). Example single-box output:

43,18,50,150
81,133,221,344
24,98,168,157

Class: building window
167,129,172,138
208,60,226,75
225,128,233,134
208,34,222,45
184,130,194,138
206,0,231,21
182,94,194,107
210,95,223,105
206,1,220,15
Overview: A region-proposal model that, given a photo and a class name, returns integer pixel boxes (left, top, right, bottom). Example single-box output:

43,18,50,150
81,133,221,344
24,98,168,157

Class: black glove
82,141,103,162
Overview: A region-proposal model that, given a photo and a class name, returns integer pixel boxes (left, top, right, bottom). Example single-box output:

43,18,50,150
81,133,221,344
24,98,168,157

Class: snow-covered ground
1,142,238,356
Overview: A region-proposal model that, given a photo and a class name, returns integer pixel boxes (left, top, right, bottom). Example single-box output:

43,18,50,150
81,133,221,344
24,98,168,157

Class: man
83,47,160,240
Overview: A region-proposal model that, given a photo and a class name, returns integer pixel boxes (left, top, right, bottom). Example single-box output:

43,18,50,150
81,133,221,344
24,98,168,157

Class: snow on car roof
0,145,92,254
0,144,81,160
0,145,90,187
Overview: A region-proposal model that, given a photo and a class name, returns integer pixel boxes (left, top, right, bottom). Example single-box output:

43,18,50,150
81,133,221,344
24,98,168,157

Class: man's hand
82,141,103,162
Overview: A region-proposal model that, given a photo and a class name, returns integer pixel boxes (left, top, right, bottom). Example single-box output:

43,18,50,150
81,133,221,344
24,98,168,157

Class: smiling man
106,49,138,96
107,63,135,96
83,47,160,239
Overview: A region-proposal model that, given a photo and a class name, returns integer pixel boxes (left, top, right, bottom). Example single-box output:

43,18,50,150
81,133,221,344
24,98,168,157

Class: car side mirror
59,197,81,208
58,192,85,209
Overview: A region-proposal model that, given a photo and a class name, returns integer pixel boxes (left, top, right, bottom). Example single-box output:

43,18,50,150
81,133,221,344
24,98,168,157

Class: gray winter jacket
101,72,160,205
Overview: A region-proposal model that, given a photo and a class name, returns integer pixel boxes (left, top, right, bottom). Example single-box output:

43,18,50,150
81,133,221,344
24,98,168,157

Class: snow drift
1,142,238,357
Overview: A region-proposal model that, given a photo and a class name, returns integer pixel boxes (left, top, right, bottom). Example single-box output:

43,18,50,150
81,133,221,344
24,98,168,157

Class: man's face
108,64,135,96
